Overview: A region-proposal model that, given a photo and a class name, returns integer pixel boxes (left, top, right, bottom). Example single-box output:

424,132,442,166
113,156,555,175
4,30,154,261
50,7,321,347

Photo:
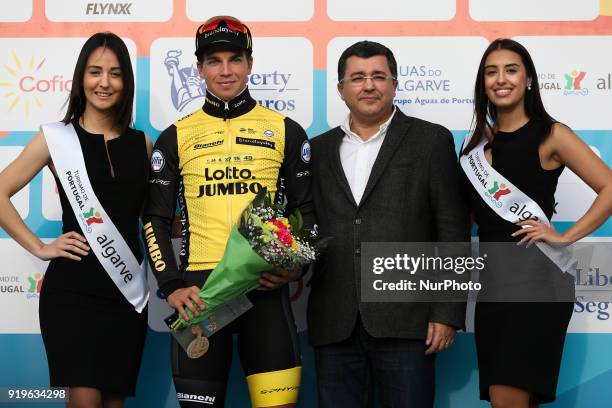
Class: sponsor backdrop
1,0,611,406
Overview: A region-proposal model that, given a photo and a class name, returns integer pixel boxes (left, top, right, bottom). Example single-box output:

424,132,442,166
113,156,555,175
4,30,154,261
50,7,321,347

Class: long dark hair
462,38,555,155
62,32,134,132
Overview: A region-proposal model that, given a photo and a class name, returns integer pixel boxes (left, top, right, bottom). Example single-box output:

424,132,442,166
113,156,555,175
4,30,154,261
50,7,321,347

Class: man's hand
425,322,456,355
257,267,302,290
167,286,205,321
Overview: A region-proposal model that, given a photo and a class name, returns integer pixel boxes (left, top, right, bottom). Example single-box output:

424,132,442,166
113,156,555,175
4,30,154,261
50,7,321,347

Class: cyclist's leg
237,286,301,407
171,271,234,408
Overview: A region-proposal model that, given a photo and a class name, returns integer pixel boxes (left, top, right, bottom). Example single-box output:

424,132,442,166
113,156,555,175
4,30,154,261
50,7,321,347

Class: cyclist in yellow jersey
143,16,313,408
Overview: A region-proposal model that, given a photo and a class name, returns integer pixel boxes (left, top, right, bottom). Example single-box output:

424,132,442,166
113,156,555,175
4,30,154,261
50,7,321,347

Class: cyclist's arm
142,125,186,297
281,117,315,230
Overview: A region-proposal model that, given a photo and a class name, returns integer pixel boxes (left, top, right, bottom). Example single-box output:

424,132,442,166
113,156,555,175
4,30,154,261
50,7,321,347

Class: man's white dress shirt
339,109,396,204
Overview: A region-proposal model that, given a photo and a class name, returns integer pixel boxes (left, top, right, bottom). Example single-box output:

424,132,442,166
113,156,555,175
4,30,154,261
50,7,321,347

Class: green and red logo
83,207,103,225
485,181,511,208
563,69,588,96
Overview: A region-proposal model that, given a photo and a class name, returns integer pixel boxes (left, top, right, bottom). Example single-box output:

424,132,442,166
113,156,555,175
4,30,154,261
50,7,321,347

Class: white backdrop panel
328,0,455,21
327,36,489,130
186,0,314,21
150,37,313,131
46,0,173,22
0,0,32,22
470,0,599,21
515,36,612,130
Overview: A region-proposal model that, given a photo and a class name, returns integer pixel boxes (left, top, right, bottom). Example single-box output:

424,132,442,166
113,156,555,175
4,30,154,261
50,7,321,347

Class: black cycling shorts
171,270,301,407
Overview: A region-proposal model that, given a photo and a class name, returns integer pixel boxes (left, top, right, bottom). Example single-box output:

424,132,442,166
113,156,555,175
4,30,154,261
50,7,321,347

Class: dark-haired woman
460,39,611,407
0,33,152,407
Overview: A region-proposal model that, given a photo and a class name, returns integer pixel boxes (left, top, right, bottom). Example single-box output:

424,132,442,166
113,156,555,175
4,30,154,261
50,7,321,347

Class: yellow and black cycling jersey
143,88,313,296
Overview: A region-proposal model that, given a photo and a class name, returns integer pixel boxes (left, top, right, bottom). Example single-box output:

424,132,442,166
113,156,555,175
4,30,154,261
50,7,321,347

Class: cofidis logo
0,51,72,118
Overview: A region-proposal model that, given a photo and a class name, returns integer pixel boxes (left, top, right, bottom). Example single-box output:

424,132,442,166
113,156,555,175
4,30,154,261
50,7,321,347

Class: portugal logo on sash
460,135,576,274
80,207,104,231
42,122,149,313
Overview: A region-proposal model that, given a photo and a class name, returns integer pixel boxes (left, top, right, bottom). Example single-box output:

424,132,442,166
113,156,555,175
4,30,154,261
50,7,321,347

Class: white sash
460,135,576,273
42,122,149,312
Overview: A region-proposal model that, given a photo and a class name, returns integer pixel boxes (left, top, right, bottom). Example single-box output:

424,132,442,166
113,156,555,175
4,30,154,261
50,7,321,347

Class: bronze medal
186,325,209,359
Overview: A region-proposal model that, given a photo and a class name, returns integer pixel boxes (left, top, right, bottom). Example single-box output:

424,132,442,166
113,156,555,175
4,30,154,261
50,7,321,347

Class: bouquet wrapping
167,187,327,332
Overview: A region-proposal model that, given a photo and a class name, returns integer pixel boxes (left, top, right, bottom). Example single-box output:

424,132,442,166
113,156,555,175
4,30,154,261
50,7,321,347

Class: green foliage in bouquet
169,187,329,332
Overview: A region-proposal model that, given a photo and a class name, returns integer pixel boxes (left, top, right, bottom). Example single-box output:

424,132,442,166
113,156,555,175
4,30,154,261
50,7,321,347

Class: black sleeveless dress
462,118,574,403
39,120,148,395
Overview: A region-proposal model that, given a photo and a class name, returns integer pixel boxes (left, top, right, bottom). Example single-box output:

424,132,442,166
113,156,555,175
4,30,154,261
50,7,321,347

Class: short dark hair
62,32,134,133
337,41,397,82
463,38,555,155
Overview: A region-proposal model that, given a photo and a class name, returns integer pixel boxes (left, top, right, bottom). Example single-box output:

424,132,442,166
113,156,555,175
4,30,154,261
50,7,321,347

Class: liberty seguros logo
161,48,299,114
164,50,206,112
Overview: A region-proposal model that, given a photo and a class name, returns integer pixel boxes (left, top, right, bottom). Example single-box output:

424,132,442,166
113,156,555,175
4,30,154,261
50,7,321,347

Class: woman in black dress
0,33,152,407
461,39,612,407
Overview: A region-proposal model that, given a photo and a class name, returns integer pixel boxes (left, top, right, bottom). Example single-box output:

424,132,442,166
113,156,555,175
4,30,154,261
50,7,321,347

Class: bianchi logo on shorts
151,150,165,172
176,393,216,404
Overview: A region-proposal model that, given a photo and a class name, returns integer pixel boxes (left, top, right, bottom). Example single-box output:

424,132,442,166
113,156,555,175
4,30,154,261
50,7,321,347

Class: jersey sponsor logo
177,111,196,122
239,127,256,134
198,166,263,197
143,222,167,272
235,136,275,150
205,96,220,108
301,140,311,163
151,149,165,172
296,170,310,178
204,166,255,181
264,129,274,137
206,154,254,164
149,178,170,186
194,140,223,150
259,386,300,394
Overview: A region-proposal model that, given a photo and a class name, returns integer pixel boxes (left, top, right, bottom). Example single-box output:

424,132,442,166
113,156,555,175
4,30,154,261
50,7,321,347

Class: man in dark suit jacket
307,41,469,407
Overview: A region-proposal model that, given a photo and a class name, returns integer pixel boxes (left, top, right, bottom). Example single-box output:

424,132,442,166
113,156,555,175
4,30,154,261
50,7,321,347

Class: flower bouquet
165,187,327,357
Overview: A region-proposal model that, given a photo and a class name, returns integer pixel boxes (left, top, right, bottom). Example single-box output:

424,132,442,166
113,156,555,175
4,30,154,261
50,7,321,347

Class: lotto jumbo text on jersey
143,88,312,296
